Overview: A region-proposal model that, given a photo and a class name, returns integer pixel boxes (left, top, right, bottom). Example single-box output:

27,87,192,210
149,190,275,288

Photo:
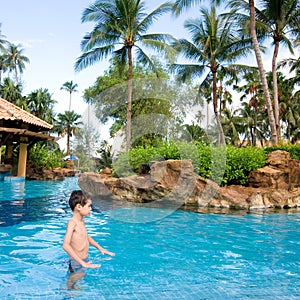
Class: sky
0,0,293,145
0,0,200,116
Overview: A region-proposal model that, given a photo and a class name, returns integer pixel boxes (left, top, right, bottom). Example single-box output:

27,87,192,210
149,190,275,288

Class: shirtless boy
62,190,115,283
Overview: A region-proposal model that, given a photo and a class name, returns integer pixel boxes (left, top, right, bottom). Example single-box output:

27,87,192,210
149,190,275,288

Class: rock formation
26,160,77,180
78,150,300,212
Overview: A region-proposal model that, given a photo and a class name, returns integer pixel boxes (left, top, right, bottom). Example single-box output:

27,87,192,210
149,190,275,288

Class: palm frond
137,2,173,33
75,44,116,71
171,63,206,82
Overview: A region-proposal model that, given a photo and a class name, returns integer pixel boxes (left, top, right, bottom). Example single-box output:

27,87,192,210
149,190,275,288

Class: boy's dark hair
69,190,88,211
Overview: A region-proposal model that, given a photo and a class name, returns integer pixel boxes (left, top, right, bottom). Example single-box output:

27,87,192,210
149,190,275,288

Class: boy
62,190,115,284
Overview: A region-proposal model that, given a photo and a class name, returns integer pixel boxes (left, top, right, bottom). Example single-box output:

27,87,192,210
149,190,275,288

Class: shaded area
0,195,69,227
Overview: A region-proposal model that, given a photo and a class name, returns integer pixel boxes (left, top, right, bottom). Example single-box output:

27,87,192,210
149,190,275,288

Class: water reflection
0,195,70,227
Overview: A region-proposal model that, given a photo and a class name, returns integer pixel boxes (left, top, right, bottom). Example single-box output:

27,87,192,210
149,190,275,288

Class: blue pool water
0,178,299,299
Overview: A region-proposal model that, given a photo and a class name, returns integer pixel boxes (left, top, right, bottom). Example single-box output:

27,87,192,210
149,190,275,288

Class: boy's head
69,190,88,211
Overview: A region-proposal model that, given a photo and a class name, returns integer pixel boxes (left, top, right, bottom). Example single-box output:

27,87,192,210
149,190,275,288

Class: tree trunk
67,129,70,155
212,69,225,145
272,40,281,140
15,67,19,85
69,92,72,111
253,107,257,146
126,46,133,150
249,0,278,145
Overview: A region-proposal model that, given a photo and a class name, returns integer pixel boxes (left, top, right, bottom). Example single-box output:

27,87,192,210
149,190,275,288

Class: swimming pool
0,178,299,299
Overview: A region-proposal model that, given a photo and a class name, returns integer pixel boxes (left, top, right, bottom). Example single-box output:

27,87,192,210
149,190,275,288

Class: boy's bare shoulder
66,218,77,230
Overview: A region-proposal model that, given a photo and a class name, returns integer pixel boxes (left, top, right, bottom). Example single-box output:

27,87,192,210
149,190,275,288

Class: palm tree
56,111,82,154
6,43,30,84
237,101,267,146
272,72,300,142
26,88,57,123
0,55,9,84
60,80,78,111
233,69,263,146
173,0,223,15
75,0,174,150
0,77,23,104
0,25,9,84
230,0,300,142
171,6,254,145
172,0,279,145
221,108,241,145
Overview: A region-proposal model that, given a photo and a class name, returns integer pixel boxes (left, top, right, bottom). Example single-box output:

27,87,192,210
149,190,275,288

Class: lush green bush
29,143,63,170
264,144,300,160
224,146,267,185
193,144,266,185
112,142,268,185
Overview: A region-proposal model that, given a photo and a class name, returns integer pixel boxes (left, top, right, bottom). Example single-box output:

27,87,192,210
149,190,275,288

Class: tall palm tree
60,80,78,111
172,0,279,145
57,111,82,154
171,6,254,145
230,0,300,142
6,43,30,84
236,0,278,145
75,0,174,150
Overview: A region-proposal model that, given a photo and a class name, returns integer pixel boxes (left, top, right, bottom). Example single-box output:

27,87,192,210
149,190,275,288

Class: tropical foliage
60,80,78,111
75,0,175,150
171,5,254,145
56,111,83,154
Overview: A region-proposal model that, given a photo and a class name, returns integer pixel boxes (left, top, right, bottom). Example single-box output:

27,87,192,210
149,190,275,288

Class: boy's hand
83,261,101,268
101,249,115,256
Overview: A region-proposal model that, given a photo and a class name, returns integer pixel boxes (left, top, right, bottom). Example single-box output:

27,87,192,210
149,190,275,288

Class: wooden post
6,143,13,160
18,140,28,177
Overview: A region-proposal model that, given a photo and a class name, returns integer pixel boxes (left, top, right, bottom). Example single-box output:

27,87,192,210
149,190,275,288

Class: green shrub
112,143,267,186
223,146,267,185
29,143,63,170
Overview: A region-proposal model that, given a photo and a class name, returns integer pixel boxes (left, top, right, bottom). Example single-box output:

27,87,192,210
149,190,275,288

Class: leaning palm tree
6,43,30,84
57,111,82,155
60,80,78,111
75,0,174,150
172,6,254,145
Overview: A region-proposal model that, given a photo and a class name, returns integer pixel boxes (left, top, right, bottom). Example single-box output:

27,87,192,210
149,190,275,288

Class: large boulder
247,150,300,190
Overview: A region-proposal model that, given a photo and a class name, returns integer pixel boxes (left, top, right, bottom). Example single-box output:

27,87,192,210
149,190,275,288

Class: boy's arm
88,235,115,256
62,220,100,268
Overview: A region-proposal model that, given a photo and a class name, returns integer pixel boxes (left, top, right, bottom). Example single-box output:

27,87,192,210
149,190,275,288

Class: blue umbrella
62,155,78,161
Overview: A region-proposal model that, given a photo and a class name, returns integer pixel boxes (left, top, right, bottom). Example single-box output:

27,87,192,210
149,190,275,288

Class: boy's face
79,199,92,216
